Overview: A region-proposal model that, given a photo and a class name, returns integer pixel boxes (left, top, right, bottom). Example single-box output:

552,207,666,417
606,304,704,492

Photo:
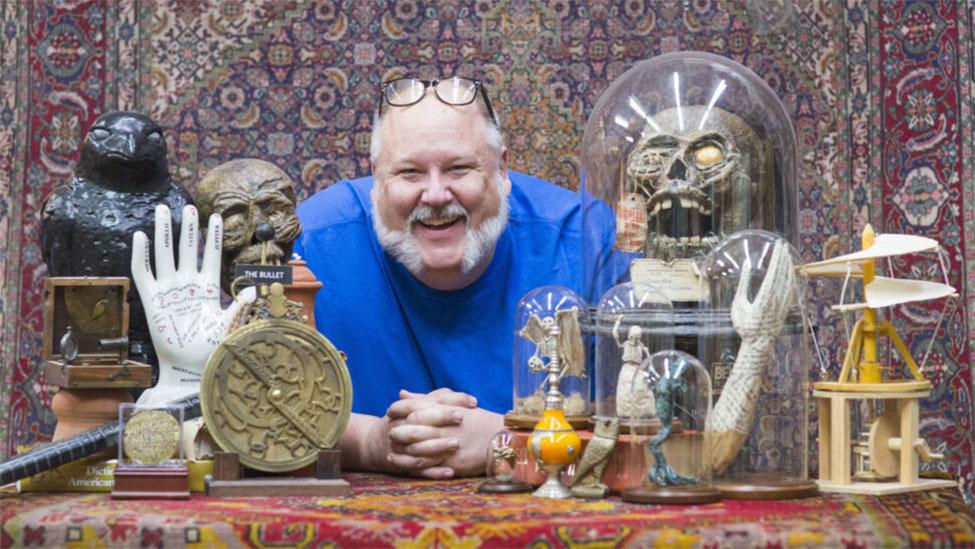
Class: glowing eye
694,145,723,166
89,127,110,139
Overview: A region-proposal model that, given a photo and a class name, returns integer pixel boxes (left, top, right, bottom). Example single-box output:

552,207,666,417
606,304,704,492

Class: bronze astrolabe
200,319,352,473
123,410,180,465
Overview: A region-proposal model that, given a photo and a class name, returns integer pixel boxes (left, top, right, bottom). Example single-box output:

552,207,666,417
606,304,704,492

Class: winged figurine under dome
517,308,584,380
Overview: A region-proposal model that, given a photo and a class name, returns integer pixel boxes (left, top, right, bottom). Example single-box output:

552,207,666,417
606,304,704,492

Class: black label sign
234,264,293,286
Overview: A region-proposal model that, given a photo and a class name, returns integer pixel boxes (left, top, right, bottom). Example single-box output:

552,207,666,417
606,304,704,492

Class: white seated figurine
614,319,655,420
132,204,255,406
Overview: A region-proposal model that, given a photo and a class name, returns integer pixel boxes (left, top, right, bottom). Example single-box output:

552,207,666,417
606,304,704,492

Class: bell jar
620,350,721,504
593,282,673,431
580,51,798,304
478,430,534,494
699,230,817,499
507,285,590,430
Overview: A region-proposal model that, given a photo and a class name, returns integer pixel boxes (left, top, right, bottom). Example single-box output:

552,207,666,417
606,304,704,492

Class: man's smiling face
371,93,510,291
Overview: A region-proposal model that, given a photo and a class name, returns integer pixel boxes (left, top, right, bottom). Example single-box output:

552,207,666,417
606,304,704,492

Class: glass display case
111,402,190,499
478,430,533,494
507,285,590,429
698,230,817,498
580,51,798,303
592,282,673,431
620,350,721,504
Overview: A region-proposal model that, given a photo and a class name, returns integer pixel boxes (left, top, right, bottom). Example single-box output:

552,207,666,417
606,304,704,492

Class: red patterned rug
2,475,973,547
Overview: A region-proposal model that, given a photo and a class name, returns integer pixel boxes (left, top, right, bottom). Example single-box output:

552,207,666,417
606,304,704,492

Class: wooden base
206,449,350,497
504,412,591,430
509,428,701,494
477,479,535,494
716,478,819,500
111,465,190,499
816,477,957,495
206,477,350,497
45,359,152,388
621,484,722,505
587,416,683,436
813,380,930,393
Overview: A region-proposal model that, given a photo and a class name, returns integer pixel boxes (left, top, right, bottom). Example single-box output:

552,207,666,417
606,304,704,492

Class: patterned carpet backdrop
0,1,972,499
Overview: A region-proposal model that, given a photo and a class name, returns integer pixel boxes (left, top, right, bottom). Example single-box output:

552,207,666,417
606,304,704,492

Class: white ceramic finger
130,230,157,299
177,205,199,275
153,204,176,279
200,213,222,282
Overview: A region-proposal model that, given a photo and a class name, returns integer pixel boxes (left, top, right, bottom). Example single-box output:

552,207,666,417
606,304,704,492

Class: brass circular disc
201,319,352,473
123,410,180,465
716,478,819,500
869,406,900,478
621,484,723,505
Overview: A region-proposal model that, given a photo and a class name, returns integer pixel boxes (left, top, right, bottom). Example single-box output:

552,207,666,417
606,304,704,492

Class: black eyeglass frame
378,77,498,124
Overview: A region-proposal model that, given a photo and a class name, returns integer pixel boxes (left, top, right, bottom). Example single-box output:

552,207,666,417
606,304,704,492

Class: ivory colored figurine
803,225,957,495
613,318,654,420
570,418,619,498
132,205,255,406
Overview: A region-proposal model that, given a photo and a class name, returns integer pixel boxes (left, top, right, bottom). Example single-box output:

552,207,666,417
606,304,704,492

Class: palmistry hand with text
133,204,255,406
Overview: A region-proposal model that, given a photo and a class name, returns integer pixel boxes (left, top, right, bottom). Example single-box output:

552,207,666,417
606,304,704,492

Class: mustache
408,202,468,225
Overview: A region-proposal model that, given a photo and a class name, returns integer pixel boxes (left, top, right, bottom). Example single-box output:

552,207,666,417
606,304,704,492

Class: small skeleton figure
648,367,694,486
518,308,584,381
613,317,655,420
570,417,619,498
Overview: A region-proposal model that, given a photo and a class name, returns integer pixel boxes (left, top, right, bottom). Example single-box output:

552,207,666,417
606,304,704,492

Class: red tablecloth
2,474,972,547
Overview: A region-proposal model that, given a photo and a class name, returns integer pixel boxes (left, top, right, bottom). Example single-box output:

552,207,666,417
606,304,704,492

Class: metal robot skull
622,106,761,260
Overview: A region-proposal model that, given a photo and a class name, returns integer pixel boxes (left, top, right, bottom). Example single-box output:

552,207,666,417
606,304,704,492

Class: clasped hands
377,388,502,479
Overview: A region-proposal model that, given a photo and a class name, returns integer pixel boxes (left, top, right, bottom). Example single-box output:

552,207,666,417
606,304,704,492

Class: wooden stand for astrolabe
205,449,350,497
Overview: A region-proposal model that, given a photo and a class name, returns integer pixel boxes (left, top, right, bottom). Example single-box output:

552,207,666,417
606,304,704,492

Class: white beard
372,180,510,277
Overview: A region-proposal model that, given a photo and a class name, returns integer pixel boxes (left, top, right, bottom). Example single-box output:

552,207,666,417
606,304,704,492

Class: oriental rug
1,0,972,503
2,475,973,548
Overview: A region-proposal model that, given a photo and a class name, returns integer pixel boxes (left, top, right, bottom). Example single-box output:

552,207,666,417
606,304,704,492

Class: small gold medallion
122,410,180,465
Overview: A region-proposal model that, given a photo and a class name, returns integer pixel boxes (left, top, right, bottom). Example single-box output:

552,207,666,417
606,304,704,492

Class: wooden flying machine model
802,225,958,495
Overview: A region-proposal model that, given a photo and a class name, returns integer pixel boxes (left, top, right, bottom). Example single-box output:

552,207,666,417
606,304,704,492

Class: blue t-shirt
294,172,615,417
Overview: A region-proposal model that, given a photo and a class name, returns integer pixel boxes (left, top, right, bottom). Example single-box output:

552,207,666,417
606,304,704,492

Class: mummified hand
132,204,255,406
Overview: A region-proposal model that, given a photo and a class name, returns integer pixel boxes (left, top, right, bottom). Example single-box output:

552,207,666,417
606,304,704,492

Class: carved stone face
624,106,759,259
196,159,301,293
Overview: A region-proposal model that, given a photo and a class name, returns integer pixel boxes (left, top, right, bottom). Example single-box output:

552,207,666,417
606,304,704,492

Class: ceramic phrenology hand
132,204,255,406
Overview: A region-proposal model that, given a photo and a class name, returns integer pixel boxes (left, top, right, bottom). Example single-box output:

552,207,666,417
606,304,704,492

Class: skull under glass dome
579,51,798,303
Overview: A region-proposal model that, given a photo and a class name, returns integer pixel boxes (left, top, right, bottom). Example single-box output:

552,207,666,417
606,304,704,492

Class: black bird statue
41,111,194,367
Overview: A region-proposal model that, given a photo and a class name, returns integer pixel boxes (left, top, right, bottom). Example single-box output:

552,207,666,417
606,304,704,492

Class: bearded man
294,76,613,479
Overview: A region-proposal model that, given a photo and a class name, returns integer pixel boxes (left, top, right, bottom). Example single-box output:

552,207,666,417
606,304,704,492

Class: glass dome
478,430,534,494
507,286,590,429
580,51,798,302
698,230,817,499
620,350,721,504
593,282,673,430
